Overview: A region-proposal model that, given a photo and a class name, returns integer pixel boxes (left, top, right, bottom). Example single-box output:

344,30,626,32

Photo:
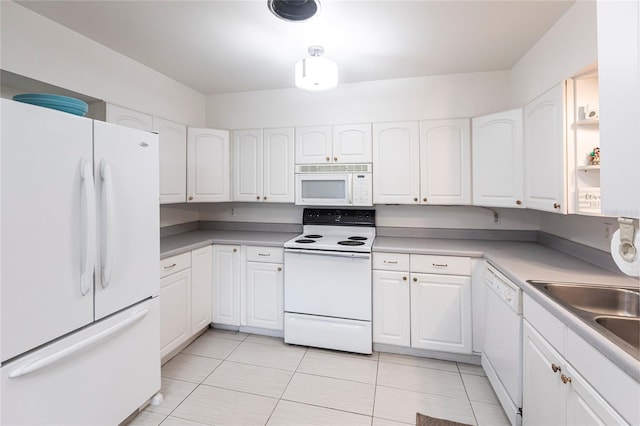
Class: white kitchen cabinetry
523,295,638,425
523,321,628,426
244,246,284,331
419,119,471,205
597,0,640,218
105,103,153,131
191,245,212,332
296,124,372,164
372,252,472,354
154,117,187,204
187,127,230,202
212,245,241,326
472,109,524,208
234,128,294,203
159,253,192,359
373,121,421,204
159,247,213,359
523,83,568,213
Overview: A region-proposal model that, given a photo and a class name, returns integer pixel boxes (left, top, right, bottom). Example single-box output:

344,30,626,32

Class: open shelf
577,164,601,171
576,118,599,125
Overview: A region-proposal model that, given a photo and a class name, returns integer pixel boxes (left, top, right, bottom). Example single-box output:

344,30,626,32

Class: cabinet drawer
373,252,410,271
410,255,471,275
160,252,191,278
246,246,284,263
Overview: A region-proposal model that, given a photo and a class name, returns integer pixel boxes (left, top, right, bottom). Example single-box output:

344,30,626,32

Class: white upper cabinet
105,104,153,132
296,124,372,164
472,109,524,208
263,128,295,202
154,117,187,204
187,127,230,202
234,129,263,202
523,83,568,213
597,0,640,218
234,128,294,203
295,125,332,164
373,121,421,204
419,119,471,205
332,123,372,163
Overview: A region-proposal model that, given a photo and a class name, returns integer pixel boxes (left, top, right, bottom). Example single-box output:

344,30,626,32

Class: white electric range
283,208,375,354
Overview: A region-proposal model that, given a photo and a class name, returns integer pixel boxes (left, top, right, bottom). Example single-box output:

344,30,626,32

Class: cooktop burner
337,240,365,246
295,239,316,244
304,234,323,239
348,236,368,241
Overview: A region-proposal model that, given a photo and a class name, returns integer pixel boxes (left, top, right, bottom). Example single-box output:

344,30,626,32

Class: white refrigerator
0,99,160,425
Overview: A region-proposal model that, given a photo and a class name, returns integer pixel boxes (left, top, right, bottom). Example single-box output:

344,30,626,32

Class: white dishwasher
481,262,523,426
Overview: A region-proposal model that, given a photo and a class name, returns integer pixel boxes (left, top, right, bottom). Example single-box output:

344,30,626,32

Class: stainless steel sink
527,281,640,359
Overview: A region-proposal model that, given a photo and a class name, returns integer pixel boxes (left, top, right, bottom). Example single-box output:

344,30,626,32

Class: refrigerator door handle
8,308,150,379
80,159,96,296
100,160,115,288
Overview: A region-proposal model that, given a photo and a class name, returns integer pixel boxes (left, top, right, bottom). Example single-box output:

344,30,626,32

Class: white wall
0,1,205,126
206,70,511,129
160,204,201,228
198,203,540,231
509,1,597,106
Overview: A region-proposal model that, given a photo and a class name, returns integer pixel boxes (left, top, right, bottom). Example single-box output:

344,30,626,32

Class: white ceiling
18,0,575,95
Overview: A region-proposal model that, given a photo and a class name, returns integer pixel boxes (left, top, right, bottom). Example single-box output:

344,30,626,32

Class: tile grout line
458,367,480,426
263,345,308,425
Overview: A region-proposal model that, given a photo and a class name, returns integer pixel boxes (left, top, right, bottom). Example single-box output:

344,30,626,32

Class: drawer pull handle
258,253,271,257
432,263,448,268
384,260,398,264
551,363,561,373
561,374,572,384
163,263,177,269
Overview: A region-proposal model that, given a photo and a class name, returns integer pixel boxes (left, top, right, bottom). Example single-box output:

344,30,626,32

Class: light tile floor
128,329,510,426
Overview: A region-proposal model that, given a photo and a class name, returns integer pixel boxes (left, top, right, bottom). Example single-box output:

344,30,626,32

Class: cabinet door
419,119,471,205
373,122,421,204
233,129,263,202
245,262,284,330
333,123,372,163
191,245,212,332
263,127,295,203
212,245,241,326
154,117,187,204
472,109,524,208
523,83,567,213
187,127,230,202
160,269,191,358
597,1,640,218
372,270,410,347
522,321,565,426
105,104,153,131
410,273,471,354
295,125,332,164
565,364,629,426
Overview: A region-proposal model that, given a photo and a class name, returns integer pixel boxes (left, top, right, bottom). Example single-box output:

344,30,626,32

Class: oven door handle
285,249,371,259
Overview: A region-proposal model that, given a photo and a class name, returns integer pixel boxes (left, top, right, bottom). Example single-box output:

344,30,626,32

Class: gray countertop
161,230,639,380
160,230,299,259
374,236,640,380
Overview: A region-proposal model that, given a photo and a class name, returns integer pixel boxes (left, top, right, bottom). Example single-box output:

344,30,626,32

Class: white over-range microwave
295,164,373,206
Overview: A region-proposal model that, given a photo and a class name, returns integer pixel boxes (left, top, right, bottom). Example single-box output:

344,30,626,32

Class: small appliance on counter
283,208,375,354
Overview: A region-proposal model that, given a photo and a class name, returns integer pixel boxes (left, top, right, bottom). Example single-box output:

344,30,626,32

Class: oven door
284,249,371,320
295,173,352,206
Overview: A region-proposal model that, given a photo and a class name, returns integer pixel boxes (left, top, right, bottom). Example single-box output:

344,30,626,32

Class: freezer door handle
79,159,96,296
100,160,115,288
8,308,150,379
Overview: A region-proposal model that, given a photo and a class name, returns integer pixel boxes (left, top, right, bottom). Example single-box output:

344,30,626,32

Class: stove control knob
357,213,363,219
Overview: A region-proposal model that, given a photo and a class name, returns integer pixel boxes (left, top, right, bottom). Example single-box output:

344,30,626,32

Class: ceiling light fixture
295,46,338,92
268,0,320,22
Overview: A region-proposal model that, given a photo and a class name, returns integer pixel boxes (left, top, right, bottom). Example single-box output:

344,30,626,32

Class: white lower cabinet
245,261,284,330
523,320,628,426
372,252,472,354
159,248,215,359
372,270,411,347
191,245,212,331
211,245,241,326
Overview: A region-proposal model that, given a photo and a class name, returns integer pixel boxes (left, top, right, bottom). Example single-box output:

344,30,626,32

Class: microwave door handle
347,174,353,204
